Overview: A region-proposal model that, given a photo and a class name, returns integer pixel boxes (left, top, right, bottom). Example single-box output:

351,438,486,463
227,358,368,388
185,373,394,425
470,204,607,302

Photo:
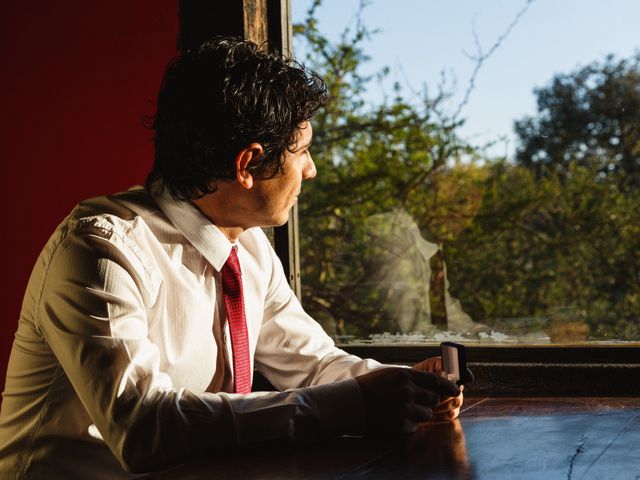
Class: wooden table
146,397,640,479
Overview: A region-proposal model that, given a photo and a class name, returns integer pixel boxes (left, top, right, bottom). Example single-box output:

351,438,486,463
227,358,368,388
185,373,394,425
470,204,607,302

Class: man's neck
190,197,246,243
214,224,245,243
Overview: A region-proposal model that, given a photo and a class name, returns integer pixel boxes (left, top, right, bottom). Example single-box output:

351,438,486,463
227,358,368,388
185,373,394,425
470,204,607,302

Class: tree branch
453,0,536,121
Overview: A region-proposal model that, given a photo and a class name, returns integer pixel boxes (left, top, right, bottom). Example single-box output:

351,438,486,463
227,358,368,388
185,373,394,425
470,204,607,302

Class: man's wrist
305,378,365,436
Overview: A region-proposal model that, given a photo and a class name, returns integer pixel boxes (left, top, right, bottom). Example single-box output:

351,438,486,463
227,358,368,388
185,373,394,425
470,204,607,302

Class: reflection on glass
363,209,487,337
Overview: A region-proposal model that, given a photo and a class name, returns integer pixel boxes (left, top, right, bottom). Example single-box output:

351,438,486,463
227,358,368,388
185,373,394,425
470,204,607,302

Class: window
291,0,640,346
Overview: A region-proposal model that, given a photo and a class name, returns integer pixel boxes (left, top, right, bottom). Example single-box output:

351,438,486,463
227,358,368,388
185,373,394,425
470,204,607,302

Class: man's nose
303,156,317,180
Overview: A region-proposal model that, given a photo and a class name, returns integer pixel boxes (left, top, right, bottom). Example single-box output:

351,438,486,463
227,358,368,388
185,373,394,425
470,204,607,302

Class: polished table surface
146,397,640,479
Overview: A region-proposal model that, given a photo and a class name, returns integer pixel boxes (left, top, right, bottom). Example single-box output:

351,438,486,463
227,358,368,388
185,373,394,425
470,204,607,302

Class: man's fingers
409,369,460,397
433,394,463,414
411,386,441,408
412,356,442,373
431,406,461,421
406,401,433,423
356,367,463,436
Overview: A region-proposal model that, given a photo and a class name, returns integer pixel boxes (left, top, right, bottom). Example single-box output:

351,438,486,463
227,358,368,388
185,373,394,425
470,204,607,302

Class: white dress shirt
0,186,382,479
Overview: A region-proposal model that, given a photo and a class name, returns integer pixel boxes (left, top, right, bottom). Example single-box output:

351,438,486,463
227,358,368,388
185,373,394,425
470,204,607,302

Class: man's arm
253,231,385,390
36,226,237,471
252,231,462,433
35,225,369,472
36,223,461,476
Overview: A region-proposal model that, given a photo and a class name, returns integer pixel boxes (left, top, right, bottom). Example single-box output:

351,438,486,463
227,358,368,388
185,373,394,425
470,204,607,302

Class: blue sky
291,0,640,158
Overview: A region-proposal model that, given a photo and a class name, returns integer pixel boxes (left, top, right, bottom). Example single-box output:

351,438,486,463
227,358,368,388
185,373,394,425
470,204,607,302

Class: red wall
0,2,179,390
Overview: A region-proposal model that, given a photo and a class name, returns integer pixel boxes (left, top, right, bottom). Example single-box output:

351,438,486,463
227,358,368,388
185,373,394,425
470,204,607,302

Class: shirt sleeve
253,237,384,390
34,222,369,473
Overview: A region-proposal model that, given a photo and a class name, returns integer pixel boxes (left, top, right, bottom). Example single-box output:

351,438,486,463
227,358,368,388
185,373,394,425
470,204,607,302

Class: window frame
340,344,640,396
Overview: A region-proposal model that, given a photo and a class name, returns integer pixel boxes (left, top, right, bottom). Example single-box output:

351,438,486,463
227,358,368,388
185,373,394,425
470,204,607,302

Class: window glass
292,0,640,345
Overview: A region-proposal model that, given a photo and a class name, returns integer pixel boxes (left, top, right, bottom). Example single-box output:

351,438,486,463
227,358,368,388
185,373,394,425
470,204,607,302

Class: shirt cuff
304,378,365,436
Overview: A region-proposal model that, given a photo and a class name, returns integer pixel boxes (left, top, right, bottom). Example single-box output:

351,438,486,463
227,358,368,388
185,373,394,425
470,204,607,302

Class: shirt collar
151,183,233,272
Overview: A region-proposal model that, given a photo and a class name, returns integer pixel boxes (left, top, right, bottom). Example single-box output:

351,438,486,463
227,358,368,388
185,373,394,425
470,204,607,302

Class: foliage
515,53,640,188
447,164,640,339
294,2,640,341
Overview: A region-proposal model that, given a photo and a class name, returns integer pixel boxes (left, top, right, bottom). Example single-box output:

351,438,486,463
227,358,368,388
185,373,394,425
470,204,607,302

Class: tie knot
224,248,242,277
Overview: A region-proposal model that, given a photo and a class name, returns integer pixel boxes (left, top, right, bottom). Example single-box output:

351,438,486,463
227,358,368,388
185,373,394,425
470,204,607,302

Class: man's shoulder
31,187,166,297
53,186,169,249
73,186,159,221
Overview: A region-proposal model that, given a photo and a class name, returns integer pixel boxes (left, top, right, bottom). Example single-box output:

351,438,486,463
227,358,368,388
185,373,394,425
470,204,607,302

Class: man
0,38,463,478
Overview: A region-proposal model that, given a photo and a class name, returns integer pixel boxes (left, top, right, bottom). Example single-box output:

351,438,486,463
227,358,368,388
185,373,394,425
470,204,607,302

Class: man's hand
355,367,460,435
413,356,468,421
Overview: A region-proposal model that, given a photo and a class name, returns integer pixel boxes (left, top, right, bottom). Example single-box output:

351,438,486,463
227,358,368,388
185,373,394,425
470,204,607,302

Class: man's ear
235,143,264,189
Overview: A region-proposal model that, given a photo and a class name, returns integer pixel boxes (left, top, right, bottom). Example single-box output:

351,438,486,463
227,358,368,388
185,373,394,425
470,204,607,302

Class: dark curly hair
146,37,327,200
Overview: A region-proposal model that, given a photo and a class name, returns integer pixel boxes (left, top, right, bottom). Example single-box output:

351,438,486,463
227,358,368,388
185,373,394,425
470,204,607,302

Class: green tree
515,53,640,187
294,3,640,342
447,163,640,340
294,1,475,337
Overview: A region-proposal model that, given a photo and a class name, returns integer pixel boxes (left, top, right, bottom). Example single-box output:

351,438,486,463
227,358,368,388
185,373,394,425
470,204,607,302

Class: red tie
220,248,252,394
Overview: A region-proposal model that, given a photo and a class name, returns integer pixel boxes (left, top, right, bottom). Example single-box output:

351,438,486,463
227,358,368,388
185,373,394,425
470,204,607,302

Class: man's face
250,121,316,226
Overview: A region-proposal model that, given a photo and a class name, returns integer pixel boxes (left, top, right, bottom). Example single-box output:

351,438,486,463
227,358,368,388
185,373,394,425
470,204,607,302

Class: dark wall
0,2,179,390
